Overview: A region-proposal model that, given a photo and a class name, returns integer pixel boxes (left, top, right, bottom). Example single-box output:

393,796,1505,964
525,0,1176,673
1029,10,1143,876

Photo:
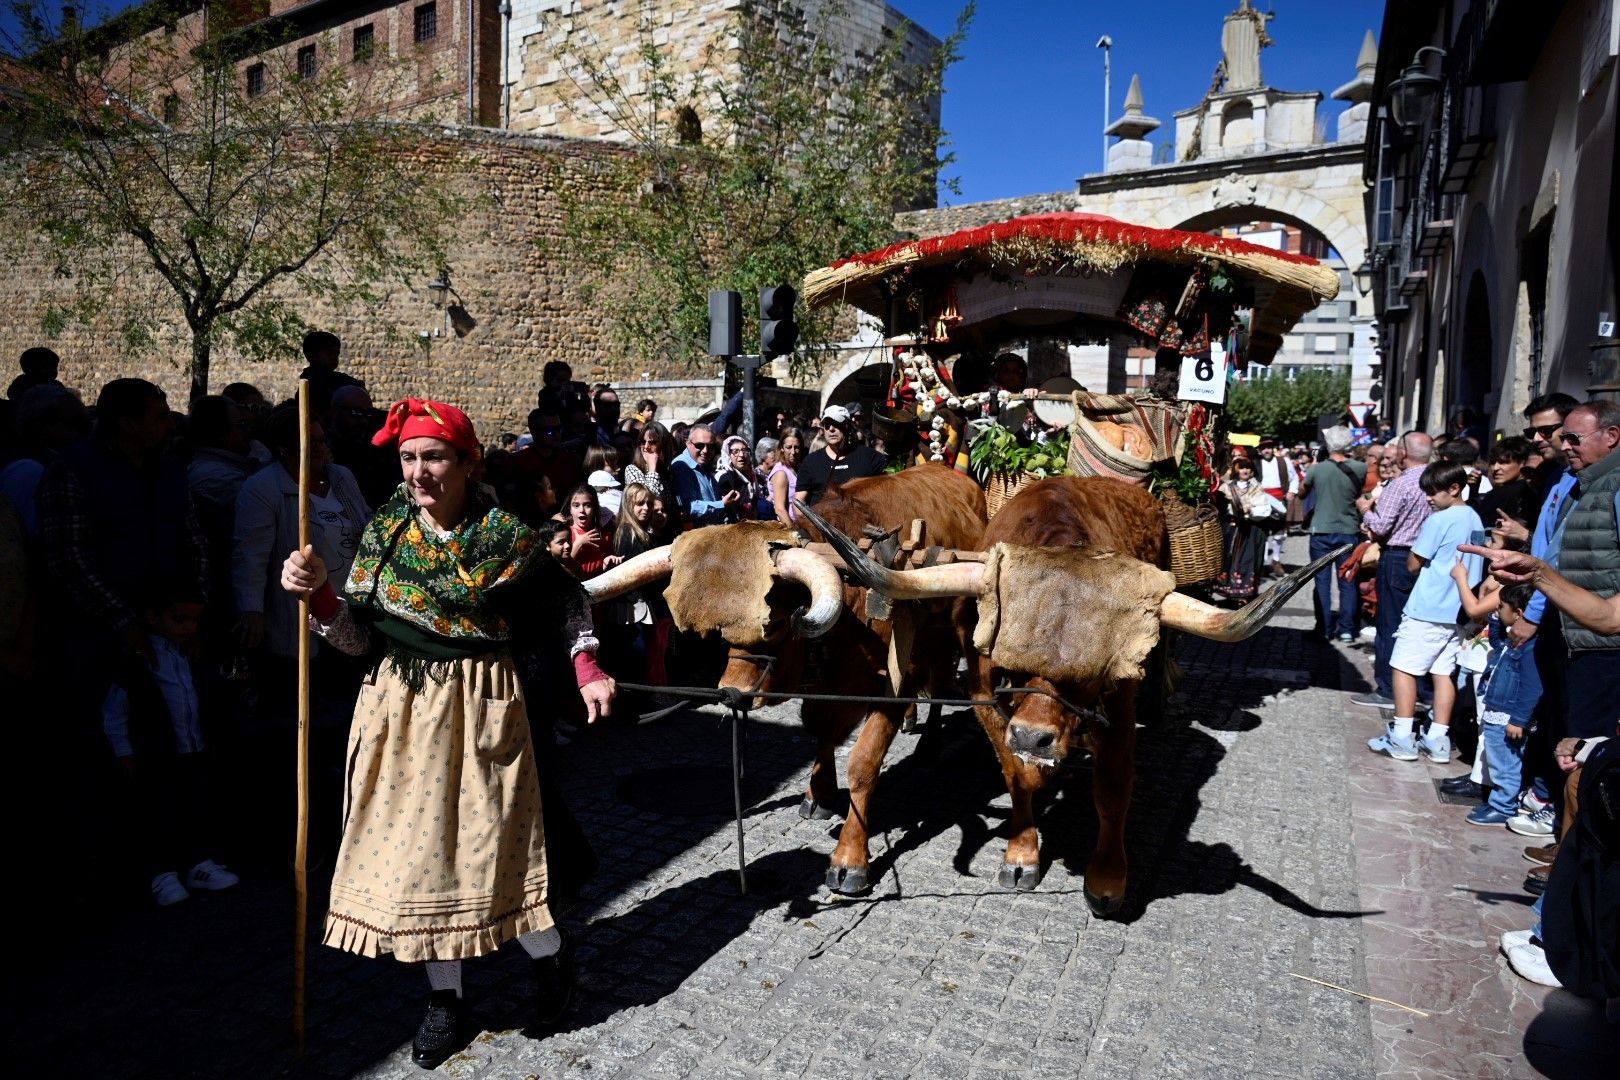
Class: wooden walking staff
293,379,312,1054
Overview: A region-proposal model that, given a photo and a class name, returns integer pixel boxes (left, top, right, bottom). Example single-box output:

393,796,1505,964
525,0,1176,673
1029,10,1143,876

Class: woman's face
569,492,596,528
640,431,663,460
399,436,469,511
727,442,751,470
652,498,668,529
1233,462,1254,481
630,493,653,526
546,531,571,559
1489,456,1524,485
780,437,803,463
537,475,558,511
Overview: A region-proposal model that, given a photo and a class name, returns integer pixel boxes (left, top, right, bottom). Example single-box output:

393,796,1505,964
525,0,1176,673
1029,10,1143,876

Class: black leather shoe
411,990,465,1070
532,928,575,1031
1523,865,1549,896
1440,777,1487,799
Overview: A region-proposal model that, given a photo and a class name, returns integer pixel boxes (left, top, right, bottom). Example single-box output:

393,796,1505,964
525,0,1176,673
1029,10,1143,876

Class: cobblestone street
14,541,1614,1078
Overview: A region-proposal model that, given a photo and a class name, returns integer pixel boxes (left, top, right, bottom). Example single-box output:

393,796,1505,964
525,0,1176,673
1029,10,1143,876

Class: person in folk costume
279,398,616,1069
1215,454,1275,601
1255,437,1296,576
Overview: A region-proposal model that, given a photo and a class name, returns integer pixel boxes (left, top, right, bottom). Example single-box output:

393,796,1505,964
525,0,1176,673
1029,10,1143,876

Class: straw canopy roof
802,212,1343,364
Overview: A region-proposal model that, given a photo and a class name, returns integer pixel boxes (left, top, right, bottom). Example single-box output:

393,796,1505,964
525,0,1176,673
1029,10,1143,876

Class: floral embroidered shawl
345,485,537,642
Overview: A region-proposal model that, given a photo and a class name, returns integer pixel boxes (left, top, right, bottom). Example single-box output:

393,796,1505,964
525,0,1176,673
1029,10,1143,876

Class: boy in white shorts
1368,461,1484,762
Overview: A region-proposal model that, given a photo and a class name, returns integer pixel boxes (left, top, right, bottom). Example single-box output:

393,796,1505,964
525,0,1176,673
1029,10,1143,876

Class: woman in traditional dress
1215,455,1273,601
279,397,615,1069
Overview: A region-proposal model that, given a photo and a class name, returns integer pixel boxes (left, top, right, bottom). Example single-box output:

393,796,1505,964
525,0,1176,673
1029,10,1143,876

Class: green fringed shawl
345,487,539,686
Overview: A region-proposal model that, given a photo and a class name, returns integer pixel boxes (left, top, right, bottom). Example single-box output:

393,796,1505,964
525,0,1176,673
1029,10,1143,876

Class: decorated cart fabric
800,212,1340,368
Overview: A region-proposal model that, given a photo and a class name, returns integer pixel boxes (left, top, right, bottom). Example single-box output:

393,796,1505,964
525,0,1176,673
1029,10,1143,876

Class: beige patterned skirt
322,653,551,962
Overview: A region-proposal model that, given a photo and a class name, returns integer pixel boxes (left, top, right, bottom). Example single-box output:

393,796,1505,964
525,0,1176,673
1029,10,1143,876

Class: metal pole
1098,36,1112,171
741,356,757,449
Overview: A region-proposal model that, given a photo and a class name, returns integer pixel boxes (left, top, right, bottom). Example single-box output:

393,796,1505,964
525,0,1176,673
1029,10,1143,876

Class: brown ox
585,464,986,895
800,476,1343,916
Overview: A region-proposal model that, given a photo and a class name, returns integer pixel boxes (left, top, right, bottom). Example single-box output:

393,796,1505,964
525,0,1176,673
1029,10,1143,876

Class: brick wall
3,130,730,439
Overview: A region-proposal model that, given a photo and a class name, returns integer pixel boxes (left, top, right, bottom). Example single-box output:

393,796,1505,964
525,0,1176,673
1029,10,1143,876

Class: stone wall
2,129,731,439
506,0,939,140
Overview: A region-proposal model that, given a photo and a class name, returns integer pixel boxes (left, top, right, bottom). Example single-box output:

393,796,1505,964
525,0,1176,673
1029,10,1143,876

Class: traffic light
759,284,799,359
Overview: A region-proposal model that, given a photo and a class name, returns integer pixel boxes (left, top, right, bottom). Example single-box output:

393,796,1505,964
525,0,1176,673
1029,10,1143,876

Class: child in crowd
1453,570,1543,826
583,447,624,519
538,519,577,577
588,469,623,521
103,583,240,906
604,484,663,696
566,485,621,577
1368,461,1485,764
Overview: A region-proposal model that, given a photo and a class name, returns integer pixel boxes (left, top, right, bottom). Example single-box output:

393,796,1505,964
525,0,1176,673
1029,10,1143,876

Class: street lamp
1387,46,1445,132
427,267,454,309
1353,259,1375,296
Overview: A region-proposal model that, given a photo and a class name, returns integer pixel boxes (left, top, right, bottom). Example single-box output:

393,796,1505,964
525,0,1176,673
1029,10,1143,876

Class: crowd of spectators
1,339,1612,1019
0,338,896,912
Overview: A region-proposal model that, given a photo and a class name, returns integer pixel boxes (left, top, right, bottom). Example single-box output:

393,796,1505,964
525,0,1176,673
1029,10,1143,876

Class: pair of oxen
584,465,1334,916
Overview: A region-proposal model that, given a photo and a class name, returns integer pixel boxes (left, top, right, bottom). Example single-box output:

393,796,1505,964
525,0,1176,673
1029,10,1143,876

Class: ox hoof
900,713,922,734
825,865,870,895
1083,886,1126,919
997,862,1042,892
798,798,836,821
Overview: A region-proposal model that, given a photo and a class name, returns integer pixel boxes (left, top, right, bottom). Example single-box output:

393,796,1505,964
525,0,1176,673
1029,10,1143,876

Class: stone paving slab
19,536,1601,1078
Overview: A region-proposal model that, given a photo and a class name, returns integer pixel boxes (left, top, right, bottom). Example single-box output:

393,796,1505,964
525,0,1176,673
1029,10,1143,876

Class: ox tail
1160,544,1352,641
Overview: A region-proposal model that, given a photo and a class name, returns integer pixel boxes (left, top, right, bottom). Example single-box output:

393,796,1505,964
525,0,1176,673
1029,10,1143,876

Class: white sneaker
184,859,240,891
1359,626,1378,641
1505,941,1562,987
1499,929,1535,952
152,871,190,906
1507,805,1556,837
1519,790,1552,814
1418,731,1452,764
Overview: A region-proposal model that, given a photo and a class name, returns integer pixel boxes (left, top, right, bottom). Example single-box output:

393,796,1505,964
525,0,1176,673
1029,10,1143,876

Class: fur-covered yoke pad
972,543,1177,687
665,521,798,647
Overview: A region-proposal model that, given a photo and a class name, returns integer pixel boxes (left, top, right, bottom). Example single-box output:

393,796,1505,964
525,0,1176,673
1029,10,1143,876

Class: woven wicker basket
1160,492,1223,586
984,471,1040,518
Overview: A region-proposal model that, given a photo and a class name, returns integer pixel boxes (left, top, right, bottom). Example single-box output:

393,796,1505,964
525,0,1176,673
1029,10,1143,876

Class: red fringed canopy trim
829,212,1323,272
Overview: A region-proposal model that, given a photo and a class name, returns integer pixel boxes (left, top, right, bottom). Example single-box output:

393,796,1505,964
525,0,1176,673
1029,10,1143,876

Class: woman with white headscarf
714,435,770,519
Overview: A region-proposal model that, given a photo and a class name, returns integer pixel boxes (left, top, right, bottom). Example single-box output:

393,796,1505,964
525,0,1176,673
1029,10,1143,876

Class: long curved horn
796,501,984,599
771,547,844,638
581,544,673,602
1160,543,1352,641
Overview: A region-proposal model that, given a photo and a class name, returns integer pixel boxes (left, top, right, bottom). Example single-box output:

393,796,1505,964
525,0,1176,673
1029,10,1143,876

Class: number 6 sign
1178,343,1227,405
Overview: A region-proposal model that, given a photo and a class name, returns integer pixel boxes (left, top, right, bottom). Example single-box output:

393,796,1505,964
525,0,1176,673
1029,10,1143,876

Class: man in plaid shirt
1353,431,1435,708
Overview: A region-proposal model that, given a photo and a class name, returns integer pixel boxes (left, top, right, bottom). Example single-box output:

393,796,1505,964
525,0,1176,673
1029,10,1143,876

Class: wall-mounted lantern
1388,46,1445,132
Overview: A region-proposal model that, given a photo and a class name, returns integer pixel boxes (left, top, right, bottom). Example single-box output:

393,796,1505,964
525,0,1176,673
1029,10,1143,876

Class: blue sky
899,0,1385,205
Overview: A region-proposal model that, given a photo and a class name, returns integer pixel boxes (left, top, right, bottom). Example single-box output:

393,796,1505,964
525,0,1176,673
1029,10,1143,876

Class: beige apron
322,653,551,962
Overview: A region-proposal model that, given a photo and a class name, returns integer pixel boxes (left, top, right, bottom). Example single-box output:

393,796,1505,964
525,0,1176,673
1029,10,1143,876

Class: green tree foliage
1224,368,1351,442
553,1,973,376
0,1,460,401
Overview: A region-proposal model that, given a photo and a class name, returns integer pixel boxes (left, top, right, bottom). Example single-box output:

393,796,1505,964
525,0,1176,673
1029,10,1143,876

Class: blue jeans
1311,533,1359,638
1482,722,1526,817
1374,549,1419,698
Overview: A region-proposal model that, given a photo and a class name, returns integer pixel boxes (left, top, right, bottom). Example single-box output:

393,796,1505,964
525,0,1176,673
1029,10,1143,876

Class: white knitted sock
425,960,463,997
518,926,561,960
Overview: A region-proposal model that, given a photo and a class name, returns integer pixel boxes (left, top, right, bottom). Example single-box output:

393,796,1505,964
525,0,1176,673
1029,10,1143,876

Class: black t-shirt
797,445,887,505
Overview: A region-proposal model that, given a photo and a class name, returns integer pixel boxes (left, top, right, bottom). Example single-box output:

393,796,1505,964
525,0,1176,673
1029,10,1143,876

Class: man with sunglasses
1545,401,1620,724
670,423,740,527
795,404,886,506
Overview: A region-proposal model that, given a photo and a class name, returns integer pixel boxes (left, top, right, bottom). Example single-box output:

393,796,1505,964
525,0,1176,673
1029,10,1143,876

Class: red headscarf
372,397,479,455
